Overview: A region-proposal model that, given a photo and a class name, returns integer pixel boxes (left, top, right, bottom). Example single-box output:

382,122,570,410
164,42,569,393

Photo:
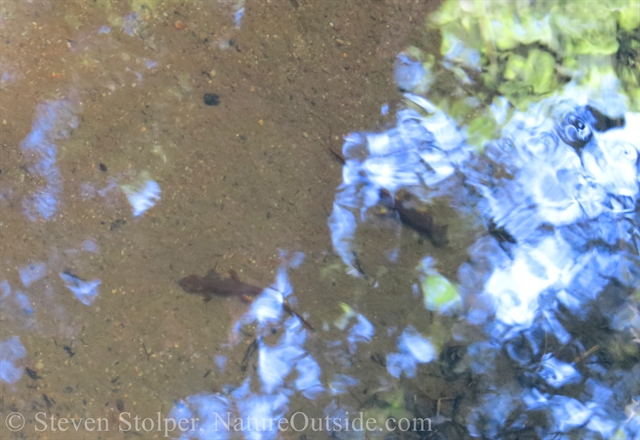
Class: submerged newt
178,269,314,331
380,189,449,247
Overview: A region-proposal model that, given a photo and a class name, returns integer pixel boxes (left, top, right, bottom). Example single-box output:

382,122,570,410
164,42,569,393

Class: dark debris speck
204,93,220,106
25,367,41,380
63,345,76,357
110,219,126,231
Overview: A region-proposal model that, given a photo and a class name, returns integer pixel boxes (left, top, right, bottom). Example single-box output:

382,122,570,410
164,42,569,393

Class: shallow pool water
1,1,638,439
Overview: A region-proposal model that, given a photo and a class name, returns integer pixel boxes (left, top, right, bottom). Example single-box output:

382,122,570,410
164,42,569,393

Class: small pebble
204,93,220,106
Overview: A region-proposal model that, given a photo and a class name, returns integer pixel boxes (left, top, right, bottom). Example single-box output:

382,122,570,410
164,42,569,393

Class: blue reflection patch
19,262,47,287
82,240,99,253
215,355,227,373
236,258,308,333
19,99,78,221
241,288,283,330
121,179,161,217
467,392,518,438
346,314,374,354
258,342,305,394
169,394,232,440
398,326,435,363
1,281,36,322
0,336,26,384
234,391,288,440
467,341,499,374
170,384,290,440
329,374,359,395
394,54,425,91
59,271,101,305
294,355,323,399
386,326,435,378
15,293,34,315
0,280,9,299
548,396,592,433
538,354,581,388
234,7,244,29
386,352,418,379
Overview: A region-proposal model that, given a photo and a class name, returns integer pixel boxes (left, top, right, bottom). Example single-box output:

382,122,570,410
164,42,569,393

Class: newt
380,189,449,247
178,268,314,331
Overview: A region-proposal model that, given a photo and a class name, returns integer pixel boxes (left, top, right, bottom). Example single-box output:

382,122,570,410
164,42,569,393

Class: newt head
379,189,449,247
178,274,209,293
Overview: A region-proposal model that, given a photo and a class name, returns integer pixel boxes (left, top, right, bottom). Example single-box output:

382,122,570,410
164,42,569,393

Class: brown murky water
0,1,455,439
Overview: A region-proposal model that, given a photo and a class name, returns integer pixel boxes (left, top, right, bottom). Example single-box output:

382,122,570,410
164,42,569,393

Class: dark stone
204,93,220,106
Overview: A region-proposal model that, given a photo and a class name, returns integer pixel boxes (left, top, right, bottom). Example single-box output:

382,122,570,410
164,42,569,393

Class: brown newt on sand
178,268,314,331
380,189,449,247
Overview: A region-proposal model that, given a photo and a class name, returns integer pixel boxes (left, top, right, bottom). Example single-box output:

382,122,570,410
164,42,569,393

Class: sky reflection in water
322,58,639,437
134,54,640,438
1,4,638,440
